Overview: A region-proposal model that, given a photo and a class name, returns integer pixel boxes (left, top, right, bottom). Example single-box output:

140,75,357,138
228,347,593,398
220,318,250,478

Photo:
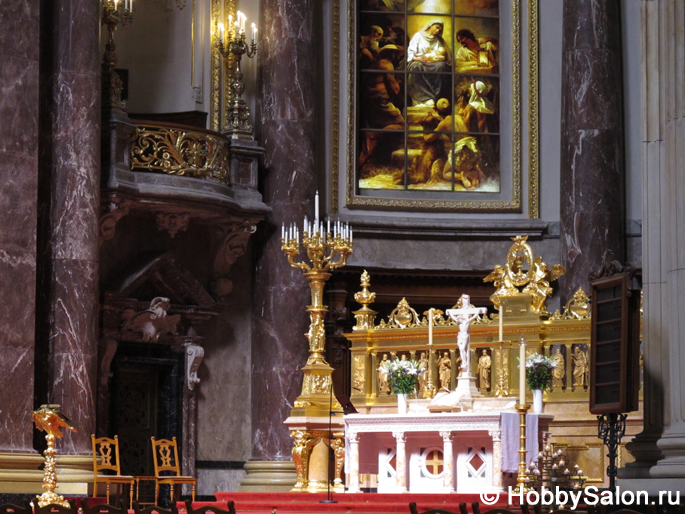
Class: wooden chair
0,504,31,514
150,437,196,503
185,501,236,514
132,501,179,514
91,435,135,509
80,502,126,514
409,503,459,514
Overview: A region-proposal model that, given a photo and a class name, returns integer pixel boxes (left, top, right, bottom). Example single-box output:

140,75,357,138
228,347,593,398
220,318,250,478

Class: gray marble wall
0,0,40,452
36,0,101,453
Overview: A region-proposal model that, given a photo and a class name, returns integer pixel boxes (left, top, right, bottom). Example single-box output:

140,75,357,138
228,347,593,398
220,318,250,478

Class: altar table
344,412,552,494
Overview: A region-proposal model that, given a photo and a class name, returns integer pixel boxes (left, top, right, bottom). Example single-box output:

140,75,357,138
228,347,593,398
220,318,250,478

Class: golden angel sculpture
483,235,566,314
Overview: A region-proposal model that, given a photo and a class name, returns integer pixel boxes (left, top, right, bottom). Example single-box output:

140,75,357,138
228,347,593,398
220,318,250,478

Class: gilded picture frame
330,0,539,216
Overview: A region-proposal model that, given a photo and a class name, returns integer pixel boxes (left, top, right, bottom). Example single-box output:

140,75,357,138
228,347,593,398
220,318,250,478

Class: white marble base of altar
344,411,552,494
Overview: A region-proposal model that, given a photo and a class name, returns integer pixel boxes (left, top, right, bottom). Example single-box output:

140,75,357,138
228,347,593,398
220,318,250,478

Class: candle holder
281,214,353,418
31,405,77,508
101,0,133,112
513,403,531,494
216,19,257,140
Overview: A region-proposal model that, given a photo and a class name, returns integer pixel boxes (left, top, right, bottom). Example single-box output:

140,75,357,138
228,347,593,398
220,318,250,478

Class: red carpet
184,493,511,514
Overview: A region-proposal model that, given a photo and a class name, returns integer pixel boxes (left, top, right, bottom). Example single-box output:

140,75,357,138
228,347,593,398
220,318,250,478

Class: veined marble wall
0,0,40,452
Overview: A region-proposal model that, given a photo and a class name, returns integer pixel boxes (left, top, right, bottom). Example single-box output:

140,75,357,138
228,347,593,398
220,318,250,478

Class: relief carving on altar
353,354,366,393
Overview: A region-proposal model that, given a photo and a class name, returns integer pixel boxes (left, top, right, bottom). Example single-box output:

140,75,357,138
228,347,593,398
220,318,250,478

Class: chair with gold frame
91,435,135,508
150,437,196,503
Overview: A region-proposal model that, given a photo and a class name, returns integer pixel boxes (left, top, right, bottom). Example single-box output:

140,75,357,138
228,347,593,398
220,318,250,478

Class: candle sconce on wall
101,0,134,111
210,1,257,139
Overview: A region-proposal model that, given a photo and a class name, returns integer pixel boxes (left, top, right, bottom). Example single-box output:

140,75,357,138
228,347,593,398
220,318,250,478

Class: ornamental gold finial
484,235,566,314
32,404,77,508
353,270,377,331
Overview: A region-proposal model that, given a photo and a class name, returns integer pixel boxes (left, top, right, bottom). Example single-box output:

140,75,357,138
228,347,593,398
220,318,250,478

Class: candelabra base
290,360,343,418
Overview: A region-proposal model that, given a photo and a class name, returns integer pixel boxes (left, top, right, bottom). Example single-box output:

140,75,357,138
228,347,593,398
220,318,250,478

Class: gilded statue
483,235,566,313
477,349,491,390
418,352,428,394
377,354,390,394
572,347,589,388
553,348,565,388
438,352,451,390
483,264,518,309
523,257,566,313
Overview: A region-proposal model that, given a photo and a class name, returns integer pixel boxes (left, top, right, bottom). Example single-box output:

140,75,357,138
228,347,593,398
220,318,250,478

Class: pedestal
455,376,480,400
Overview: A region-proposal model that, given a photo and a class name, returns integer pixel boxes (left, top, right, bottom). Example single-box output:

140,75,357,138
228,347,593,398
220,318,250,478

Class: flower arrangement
525,353,556,391
382,357,423,394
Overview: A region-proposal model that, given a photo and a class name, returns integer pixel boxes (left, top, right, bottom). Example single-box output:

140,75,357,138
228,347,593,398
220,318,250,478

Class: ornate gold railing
130,122,229,184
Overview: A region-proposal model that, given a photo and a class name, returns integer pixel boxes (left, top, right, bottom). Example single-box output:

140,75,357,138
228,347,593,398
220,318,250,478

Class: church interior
1,0,685,511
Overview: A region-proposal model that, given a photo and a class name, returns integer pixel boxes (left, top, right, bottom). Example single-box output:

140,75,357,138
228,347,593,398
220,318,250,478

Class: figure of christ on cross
446,294,487,378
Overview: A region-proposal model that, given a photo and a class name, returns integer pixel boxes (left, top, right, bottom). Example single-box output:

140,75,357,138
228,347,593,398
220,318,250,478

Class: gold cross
425,450,443,475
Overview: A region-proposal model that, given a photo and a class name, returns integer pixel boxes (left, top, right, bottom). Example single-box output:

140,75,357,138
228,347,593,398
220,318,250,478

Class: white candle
219,22,225,43
281,223,285,239
315,191,320,222
499,306,503,341
114,0,119,7
428,308,433,346
519,337,526,405
327,219,330,234
234,20,239,37
251,22,256,41
350,228,353,243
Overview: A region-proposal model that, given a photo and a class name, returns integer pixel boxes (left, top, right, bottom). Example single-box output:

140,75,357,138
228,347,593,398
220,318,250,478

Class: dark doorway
111,342,183,478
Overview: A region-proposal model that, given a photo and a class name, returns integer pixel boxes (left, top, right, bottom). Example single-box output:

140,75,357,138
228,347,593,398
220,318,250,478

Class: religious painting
353,0,510,203
338,0,539,214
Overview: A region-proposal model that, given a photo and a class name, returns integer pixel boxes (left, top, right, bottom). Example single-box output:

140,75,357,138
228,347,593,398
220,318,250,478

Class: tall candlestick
428,308,433,346
499,306,503,341
519,336,526,405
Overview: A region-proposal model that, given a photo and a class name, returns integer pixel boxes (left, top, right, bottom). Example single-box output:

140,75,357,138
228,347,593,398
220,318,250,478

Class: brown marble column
559,0,625,302
36,0,101,454
0,0,40,452
251,0,318,461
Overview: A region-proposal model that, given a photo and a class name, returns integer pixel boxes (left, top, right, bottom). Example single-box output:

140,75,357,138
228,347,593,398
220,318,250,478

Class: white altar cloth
344,411,552,494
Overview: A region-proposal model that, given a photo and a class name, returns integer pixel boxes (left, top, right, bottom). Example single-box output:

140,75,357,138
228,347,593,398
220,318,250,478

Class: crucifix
445,294,487,399
446,294,487,378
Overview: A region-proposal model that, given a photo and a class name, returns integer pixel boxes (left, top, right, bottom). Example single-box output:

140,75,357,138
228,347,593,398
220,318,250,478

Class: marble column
489,429,503,489
559,0,625,302
393,431,407,493
0,0,40,452
440,431,454,493
250,0,318,461
35,0,101,453
347,432,361,493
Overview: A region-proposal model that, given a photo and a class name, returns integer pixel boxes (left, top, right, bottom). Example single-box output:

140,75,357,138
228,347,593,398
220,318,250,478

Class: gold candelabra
281,193,353,418
216,11,257,139
101,0,134,111
31,405,77,508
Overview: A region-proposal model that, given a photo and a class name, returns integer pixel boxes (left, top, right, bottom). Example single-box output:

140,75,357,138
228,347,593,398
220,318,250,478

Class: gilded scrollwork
131,125,229,183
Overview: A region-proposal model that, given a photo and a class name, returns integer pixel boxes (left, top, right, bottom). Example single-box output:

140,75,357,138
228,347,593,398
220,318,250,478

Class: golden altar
342,237,643,488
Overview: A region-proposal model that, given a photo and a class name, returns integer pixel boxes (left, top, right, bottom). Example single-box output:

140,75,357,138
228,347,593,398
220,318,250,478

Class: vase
397,393,408,414
532,389,543,414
